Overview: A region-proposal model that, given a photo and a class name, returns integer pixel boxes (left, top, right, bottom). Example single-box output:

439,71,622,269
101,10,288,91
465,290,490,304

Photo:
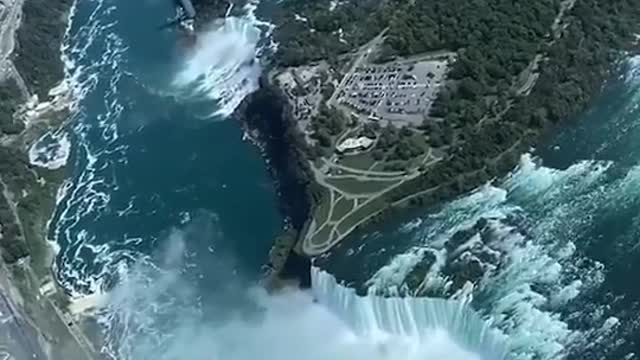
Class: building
336,137,374,153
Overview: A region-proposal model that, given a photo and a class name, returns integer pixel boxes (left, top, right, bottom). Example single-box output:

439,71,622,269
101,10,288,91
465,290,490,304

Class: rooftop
336,137,374,153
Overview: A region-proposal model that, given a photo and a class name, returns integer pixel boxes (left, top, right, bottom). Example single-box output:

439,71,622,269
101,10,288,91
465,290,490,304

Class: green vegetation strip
310,224,332,246
336,197,387,235
313,192,332,225
331,196,355,222
326,177,399,195
339,153,375,171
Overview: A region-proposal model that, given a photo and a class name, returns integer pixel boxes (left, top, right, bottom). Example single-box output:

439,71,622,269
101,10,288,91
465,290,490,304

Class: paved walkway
0,0,29,98
327,29,387,107
303,149,442,255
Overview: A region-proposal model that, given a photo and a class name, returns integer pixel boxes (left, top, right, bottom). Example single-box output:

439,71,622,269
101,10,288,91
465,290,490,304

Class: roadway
0,0,23,65
303,148,442,255
327,29,387,108
0,0,29,97
0,290,48,360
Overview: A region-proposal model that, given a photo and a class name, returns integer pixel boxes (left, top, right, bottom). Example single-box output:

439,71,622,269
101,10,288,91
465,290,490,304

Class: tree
312,128,332,148
458,78,483,100
372,149,385,161
362,123,377,138
400,126,413,138
377,124,399,150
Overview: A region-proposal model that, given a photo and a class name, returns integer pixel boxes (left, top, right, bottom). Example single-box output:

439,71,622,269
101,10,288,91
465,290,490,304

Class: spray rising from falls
312,267,508,360
172,17,262,118
95,229,506,360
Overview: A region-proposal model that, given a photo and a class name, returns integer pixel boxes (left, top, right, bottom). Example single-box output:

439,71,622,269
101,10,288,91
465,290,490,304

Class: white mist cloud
94,222,496,360
171,17,262,118
152,287,487,360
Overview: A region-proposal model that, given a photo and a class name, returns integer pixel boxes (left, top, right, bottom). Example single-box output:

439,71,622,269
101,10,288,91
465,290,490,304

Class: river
41,0,640,359
43,0,283,357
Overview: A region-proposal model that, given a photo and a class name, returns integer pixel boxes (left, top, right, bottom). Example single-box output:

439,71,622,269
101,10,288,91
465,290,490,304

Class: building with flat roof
336,137,374,153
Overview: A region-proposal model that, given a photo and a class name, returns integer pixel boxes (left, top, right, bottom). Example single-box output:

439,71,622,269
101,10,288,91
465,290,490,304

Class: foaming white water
172,17,261,118
358,153,640,359
365,248,429,292
50,0,138,295
28,131,71,170
625,55,640,84
95,230,502,360
312,267,507,360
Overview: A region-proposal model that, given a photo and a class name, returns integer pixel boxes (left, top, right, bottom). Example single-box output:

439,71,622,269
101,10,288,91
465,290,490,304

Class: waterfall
311,267,508,360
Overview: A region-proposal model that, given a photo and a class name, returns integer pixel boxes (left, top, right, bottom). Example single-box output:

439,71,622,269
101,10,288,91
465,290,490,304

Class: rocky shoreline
235,76,311,230
0,0,100,359
233,73,314,287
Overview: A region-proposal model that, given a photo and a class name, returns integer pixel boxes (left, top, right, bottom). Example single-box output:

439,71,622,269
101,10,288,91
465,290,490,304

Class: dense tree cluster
15,0,73,99
382,0,640,210
513,0,640,127
374,124,426,162
193,0,232,22
419,120,454,148
0,148,34,264
386,0,560,131
385,0,558,60
272,0,396,66
0,191,28,264
310,104,347,149
0,79,25,135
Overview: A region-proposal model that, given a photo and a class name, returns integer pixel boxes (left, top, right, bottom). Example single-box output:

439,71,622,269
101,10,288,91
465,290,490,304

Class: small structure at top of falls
175,0,196,32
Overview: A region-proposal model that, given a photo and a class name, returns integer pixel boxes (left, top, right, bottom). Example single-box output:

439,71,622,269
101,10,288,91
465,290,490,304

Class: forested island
219,0,640,281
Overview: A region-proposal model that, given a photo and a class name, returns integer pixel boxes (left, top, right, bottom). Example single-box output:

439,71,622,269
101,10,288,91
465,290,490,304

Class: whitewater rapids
172,17,262,118
311,267,507,360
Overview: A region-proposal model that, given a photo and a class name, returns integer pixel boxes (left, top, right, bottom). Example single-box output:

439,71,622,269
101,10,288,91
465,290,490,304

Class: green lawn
312,190,331,225
327,177,399,194
310,224,332,246
331,196,355,221
336,196,387,235
338,153,375,170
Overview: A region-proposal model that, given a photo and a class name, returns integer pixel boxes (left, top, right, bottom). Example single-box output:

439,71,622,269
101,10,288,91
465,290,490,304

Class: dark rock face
235,76,311,231
235,76,314,287
193,0,235,23
281,252,311,288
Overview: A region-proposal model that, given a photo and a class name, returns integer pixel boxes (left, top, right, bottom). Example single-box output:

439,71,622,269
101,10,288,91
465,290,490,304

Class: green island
255,0,640,280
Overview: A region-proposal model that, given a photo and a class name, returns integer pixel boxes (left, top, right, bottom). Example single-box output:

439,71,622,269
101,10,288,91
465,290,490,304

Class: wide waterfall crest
311,267,508,360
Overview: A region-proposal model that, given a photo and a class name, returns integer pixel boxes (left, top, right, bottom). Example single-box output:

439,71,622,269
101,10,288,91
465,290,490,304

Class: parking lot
337,58,450,125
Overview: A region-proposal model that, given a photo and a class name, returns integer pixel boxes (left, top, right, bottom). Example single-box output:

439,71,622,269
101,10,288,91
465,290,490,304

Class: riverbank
234,74,313,287
0,0,99,359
